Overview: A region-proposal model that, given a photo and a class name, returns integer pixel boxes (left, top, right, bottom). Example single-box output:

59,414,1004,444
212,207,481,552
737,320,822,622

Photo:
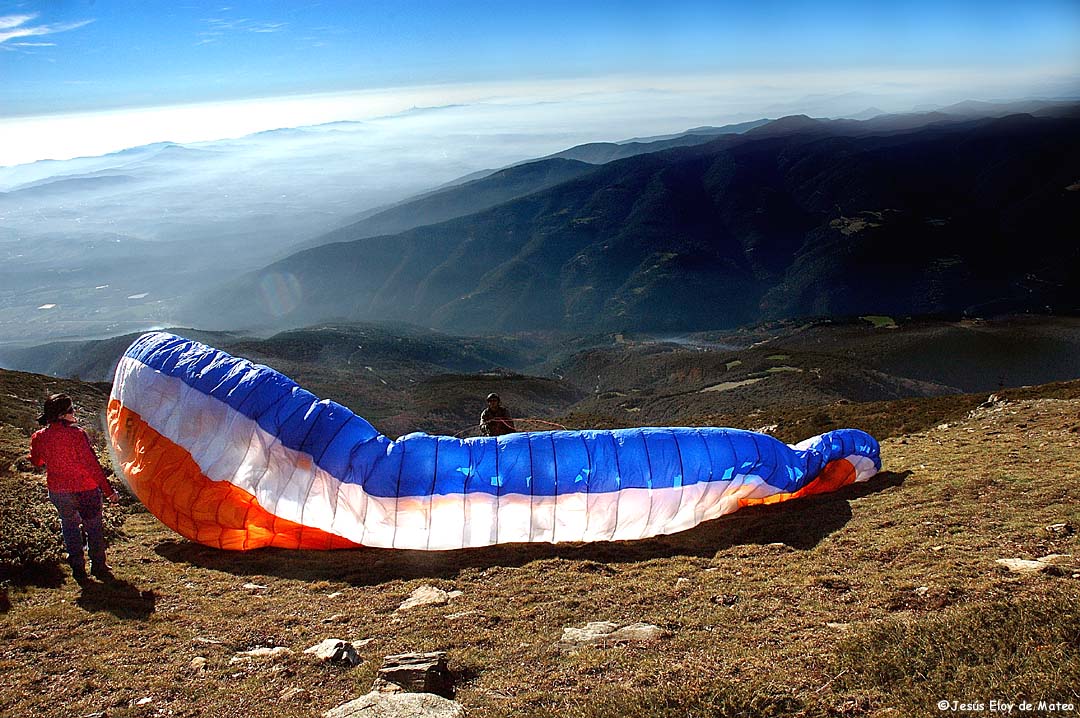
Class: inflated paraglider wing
107,332,881,551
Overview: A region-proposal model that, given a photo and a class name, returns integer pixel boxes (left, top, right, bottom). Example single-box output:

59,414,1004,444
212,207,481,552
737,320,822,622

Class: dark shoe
71,567,91,585
90,564,114,581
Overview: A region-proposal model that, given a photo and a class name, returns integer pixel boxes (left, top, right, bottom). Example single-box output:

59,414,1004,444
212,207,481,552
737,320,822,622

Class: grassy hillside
552,316,1080,429
0,363,1077,717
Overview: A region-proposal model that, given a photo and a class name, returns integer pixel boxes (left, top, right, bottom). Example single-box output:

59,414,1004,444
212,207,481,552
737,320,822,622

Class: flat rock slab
324,691,464,718
560,621,664,647
373,651,455,698
996,559,1048,574
997,555,1075,575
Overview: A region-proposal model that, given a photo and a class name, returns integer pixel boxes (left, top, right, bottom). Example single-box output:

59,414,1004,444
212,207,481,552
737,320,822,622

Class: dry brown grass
1,379,1078,717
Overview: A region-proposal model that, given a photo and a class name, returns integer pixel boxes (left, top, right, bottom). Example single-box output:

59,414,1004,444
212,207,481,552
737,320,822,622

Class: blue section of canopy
123,332,881,499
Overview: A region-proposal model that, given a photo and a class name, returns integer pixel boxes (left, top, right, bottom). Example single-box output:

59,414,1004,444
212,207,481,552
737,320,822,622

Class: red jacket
30,421,114,495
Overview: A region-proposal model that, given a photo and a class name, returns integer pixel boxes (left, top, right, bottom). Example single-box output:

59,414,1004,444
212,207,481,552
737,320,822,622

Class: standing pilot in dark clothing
480,393,516,436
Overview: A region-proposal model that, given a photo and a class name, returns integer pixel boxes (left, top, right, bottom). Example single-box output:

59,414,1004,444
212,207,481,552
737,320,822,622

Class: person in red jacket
30,393,120,584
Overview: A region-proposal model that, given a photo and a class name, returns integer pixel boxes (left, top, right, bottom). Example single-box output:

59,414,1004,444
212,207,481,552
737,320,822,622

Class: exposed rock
559,621,664,647
242,582,268,591
913,586,929,597
1046,523,1075,536
396,585,459,612
996,558,1048,574
230,646,292,663
372,651,455,698
190,656,207,671
323,691,464,718
304,638,362,666
1036,554,1077,576
996,555,1074,575
323,614,347,624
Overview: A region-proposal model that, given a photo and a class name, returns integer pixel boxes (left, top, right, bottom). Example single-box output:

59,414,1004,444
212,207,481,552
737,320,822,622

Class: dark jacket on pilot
480,405,515,436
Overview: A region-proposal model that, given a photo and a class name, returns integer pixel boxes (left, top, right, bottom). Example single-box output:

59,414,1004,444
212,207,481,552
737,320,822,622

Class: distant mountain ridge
294,158,598,251
542,119,772,164
285,103,1079,256
195,109,1080,334
299,120,777,250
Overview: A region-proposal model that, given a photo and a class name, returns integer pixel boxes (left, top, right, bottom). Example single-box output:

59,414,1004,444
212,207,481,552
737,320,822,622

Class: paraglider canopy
107,332,881,551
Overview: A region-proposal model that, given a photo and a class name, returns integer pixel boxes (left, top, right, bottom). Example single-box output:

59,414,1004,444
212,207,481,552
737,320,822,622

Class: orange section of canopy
108,399,361,550
738,456,857,508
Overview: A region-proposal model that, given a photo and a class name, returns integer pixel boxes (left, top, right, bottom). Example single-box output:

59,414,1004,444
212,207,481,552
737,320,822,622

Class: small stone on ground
396,585,459,612
304,638,361,666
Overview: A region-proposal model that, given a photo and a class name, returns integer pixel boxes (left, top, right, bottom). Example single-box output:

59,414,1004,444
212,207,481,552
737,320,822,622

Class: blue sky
3,0,1078,116
0,0,1078,165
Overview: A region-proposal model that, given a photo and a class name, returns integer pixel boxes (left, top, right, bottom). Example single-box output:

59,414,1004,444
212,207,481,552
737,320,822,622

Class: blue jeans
49,489,107,572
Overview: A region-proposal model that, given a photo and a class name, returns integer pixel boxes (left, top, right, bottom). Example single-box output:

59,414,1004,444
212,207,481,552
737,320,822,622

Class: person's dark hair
37,393,74,426
486,393,500,402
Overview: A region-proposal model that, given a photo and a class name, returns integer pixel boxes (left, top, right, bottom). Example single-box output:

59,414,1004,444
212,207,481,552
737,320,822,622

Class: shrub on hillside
0,473,64,575
0,472,127,578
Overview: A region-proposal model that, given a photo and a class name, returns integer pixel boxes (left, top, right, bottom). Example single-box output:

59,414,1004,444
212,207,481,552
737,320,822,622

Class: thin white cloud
12,41,57,47
0,13,37,30
0,14,94,45
250,22,286,33
201,17,287,34
195,17,285,45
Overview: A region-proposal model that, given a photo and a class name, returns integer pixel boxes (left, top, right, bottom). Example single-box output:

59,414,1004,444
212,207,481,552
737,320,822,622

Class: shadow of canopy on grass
154,471,909,587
